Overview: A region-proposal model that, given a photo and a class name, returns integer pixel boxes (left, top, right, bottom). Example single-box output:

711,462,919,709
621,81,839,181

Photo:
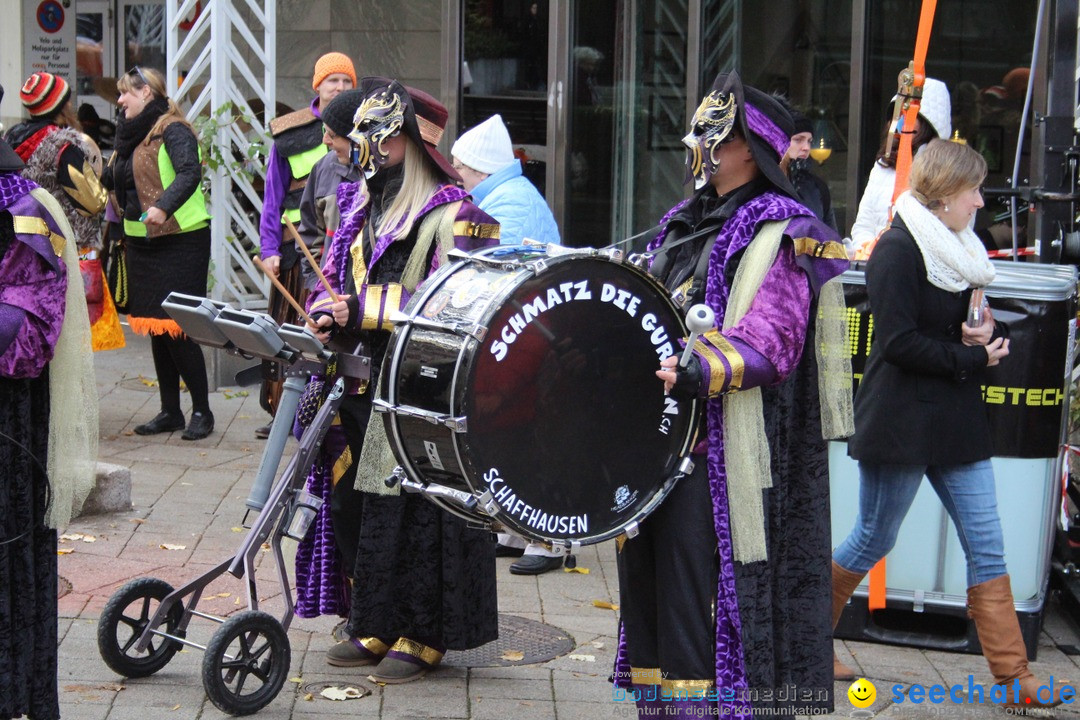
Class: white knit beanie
890,77,951,140
918,78,951,139
451,114,516,175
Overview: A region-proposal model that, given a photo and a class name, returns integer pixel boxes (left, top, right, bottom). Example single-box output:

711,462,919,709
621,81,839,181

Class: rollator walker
96,293,369,716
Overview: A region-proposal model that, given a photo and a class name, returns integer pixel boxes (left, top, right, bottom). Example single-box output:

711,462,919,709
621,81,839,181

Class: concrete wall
274,0,444,113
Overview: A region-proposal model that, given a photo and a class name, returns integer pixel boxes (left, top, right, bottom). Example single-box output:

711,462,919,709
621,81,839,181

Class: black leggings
150,333,210,415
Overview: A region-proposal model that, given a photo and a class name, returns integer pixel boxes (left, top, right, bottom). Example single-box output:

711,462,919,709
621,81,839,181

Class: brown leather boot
832,561,866,682
968,574,1066,708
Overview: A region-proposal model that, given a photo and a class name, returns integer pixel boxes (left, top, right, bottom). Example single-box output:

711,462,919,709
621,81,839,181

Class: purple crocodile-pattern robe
0,174,67,379
293,181,496,619
614,191,847,718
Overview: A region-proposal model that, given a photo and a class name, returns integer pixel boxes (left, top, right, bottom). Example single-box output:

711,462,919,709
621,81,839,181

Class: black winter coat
848,217,1006,465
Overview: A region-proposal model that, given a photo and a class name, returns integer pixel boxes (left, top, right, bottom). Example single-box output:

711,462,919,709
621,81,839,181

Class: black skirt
0,372,59,720
124,225,211,321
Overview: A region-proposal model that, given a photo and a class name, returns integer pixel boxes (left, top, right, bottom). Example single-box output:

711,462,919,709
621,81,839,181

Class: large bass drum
377,246,699,548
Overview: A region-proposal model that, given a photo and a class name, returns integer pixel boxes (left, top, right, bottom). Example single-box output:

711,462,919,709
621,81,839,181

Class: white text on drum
483,468,589,536
489,280,676,363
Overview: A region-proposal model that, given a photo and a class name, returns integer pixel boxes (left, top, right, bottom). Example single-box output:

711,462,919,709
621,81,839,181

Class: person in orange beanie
255,52,356,438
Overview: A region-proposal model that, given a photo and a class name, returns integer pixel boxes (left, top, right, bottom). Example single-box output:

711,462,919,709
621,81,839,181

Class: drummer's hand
961,306,994,346
331,296,352,327
656,355,679,393
985,337,1010,367
263,254,281,277
313,314,334,344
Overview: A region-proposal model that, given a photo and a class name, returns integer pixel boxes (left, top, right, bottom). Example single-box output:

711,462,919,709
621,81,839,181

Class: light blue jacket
469,162,561,246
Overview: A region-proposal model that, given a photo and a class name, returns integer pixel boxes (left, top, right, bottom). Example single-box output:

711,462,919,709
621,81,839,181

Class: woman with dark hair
305,78,501,684
849,77,950,258
831,139,1065,708
105,66,214,440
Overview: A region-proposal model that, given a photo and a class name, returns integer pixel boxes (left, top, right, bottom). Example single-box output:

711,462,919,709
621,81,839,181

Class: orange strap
889,0,939,209
868,557,887,611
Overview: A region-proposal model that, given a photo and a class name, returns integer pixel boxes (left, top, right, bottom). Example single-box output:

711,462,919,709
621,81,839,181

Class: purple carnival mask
683,90,737,189
348,89,405,179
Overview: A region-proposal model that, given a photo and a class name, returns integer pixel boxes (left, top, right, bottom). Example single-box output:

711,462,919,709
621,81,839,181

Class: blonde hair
375,140,440,241
116,67,193,140
909,139,987,210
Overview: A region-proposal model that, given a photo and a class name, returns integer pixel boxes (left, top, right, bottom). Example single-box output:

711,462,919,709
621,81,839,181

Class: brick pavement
52,327,1080,718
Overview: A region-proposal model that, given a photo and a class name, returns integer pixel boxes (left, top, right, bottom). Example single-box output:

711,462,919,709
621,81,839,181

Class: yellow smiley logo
847,678,876,709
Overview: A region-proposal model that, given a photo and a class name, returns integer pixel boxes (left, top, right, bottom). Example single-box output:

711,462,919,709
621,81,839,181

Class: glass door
118,0,166,75
460,1,551,198
76,0,115,148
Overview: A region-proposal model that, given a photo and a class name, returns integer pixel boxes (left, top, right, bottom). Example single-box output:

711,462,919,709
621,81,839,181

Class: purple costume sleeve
0,240,67,379
259,144,290,259
725,241,811,385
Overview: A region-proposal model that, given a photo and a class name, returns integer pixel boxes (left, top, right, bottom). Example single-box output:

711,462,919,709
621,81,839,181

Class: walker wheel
202,610,290,715
97,577,185,678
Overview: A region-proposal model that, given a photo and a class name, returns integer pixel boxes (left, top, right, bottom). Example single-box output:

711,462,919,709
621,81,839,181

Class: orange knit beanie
312,52,356,91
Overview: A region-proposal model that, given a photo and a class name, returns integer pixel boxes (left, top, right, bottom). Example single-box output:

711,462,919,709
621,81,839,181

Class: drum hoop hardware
390,312,487,342
373,399,468,433
398,474,480,511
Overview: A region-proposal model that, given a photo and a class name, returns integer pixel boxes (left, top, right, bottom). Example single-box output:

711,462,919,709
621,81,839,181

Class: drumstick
253,255,318,329
284,217,341,304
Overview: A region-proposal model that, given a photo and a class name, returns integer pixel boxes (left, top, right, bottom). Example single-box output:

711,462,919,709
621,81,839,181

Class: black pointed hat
0,84,26,173
708,72,797,198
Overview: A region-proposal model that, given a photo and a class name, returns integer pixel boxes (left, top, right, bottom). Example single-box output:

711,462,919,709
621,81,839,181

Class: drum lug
399,475,479,511
677,456,695,478
373,400,468,433
623,521,640,539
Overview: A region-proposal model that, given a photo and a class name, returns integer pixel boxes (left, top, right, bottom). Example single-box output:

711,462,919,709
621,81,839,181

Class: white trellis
166,0,276,308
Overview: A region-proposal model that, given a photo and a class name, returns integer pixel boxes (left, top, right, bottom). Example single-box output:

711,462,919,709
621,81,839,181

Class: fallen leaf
159,543,187,550
592,600,619,611
180,482,192,486
101,683,125,692
591,641,605,649
60,533,95,542
289,676,303,684
564,566,589,574
231,527,244,533
214,592,231,598
130,518,146,525
170,704,181,711
122,430,135,436
320,685,367,701
500,650,525,662
234,597,242,605
139,375,158,388
304,693,314,701
57,548,74,555
568,653,596,662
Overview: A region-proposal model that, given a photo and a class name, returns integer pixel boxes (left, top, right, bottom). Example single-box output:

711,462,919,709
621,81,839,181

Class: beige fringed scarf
354,201,461,495
31,188,100,529
723,219,853,563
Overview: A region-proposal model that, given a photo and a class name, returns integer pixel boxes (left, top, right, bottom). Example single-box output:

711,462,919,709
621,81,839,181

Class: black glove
344,293,360,328
669,356,704,402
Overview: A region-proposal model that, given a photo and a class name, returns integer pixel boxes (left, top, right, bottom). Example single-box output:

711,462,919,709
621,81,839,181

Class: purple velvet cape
0,173,67,380
294,180,499,618
612,190,847,717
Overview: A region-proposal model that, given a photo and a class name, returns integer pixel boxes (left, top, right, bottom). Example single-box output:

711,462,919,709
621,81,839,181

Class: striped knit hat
20,72,71,118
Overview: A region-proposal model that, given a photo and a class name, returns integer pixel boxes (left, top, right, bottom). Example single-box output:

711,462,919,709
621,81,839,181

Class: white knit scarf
894,191,995,291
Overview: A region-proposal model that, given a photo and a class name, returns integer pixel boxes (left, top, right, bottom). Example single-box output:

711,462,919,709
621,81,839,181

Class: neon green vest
124,144,211,237
281,143,328,224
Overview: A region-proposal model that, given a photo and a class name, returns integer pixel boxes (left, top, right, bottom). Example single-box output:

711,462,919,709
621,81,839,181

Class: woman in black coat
105,66,214,440
830,139,1063,708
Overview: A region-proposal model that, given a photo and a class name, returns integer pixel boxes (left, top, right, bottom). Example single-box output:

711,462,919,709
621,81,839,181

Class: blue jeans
833,460,1008,588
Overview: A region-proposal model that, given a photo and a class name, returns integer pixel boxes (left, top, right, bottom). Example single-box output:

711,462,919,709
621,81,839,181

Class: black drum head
463,257,697,542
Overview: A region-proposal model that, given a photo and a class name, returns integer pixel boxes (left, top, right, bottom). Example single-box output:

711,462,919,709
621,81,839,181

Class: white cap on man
451,114,516,175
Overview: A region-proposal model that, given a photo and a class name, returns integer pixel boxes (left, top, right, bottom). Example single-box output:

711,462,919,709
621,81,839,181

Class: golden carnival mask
683,91,737,189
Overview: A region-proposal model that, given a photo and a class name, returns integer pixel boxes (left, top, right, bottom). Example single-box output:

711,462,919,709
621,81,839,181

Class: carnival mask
683,90,737,189
348,89,405,179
